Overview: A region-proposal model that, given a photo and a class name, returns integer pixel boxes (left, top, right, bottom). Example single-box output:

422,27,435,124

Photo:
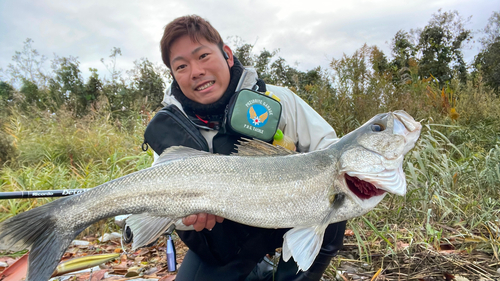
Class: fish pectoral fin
126,214,177,249
282,225,327,272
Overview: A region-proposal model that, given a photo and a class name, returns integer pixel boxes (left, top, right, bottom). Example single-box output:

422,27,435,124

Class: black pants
175,220,346,281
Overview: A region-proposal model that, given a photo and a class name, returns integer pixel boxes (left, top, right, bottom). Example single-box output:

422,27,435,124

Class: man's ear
223,45,234,68
168,68,175,81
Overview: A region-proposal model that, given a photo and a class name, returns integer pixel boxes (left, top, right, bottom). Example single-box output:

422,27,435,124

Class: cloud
0,0,493,82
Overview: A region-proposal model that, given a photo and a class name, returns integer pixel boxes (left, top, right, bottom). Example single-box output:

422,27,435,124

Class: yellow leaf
450,107,459,121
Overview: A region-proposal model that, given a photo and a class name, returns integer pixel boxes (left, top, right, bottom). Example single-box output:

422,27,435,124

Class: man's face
169,35,234,105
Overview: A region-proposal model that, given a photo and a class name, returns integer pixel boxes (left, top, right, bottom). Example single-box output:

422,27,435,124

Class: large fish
0,110,421,281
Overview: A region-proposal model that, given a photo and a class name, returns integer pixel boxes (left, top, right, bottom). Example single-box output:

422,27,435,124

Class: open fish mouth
345,174,386,199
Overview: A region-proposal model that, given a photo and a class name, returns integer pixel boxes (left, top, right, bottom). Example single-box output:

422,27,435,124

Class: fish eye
371,124,385,132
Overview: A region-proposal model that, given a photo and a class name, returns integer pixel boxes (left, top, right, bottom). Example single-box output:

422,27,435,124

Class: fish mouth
345,174,386,199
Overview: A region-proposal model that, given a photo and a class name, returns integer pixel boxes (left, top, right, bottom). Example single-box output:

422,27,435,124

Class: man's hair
160,15,224,69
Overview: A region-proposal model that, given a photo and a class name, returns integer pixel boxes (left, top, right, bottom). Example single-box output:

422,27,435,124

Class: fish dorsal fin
126,214,177,249
233,138,297,156
155,146,212,166
282,224,327,272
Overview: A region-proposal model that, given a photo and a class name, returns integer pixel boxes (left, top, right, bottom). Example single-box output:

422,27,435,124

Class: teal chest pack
224,89,282,142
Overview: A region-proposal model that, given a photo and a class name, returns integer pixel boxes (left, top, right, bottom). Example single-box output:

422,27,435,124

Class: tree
269,57,300,87
330,44,371,98
298,67,327,90
85,68,103,109
0,81,14,106
474,11,500,94
475,42,500,93
128,58,168,111
415,10,472,84
227,36,256,67
49,56,86,115
4,38,50,88
388,30,418,84
370,46,390,75
391,30,417,69
233,43,254,67
254,49,276,84
100,48,128,113
479,11,500,47
101,47,123,85
20,78,45,109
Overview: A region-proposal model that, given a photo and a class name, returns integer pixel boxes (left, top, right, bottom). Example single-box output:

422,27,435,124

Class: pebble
361,263,371,270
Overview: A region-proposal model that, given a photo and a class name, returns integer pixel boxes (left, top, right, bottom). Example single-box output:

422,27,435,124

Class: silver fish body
0,110,421,281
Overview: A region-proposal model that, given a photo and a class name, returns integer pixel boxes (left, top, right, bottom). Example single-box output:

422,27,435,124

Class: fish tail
0,198,78,281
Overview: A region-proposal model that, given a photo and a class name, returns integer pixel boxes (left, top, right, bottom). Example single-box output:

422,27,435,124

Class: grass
343,121,500,278
0,107,154,235
297,72,500,277
0,73,499,278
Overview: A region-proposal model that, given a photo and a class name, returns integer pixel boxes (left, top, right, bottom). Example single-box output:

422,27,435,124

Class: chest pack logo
248,104,269,127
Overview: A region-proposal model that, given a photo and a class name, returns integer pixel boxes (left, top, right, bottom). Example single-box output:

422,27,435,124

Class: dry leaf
90,269,107,281
159,275,177,281
344,229,354,236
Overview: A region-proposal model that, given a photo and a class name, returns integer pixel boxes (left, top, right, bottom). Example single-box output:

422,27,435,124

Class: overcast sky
0,0,497,83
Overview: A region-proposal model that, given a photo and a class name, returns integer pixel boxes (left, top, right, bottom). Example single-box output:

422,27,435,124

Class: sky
0,0,497,83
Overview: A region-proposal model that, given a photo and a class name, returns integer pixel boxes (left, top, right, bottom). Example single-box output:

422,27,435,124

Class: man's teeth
196,81,214,91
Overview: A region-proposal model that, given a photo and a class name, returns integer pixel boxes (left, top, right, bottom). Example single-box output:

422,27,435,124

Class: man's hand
182,213,224,232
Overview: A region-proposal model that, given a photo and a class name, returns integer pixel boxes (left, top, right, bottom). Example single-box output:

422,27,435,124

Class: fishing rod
0,187,178,271
0,189,89,199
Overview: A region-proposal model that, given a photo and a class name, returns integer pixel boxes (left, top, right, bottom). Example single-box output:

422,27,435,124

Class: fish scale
0,110,421,281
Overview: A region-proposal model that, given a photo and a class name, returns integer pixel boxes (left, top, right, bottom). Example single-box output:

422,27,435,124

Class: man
147,15,346,281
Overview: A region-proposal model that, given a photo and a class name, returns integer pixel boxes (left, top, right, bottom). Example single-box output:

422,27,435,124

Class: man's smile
195,81,215,91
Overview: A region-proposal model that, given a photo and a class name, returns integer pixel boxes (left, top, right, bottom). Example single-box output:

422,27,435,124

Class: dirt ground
1,231,499,281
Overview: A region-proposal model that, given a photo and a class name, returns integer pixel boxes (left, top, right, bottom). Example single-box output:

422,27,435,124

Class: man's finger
216,216,224,223
206,214,216,230
193,213,207,232
182,214,197,226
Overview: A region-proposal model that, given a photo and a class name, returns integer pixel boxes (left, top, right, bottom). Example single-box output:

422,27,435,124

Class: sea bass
0,110,421,281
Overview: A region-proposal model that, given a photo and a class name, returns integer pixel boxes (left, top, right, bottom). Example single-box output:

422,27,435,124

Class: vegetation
0,9,499,279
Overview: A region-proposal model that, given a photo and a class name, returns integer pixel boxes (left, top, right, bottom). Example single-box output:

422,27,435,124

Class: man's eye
200,53,209,59
176,64,186,71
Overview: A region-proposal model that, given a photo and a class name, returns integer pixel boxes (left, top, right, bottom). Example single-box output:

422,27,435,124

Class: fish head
336,110,422,209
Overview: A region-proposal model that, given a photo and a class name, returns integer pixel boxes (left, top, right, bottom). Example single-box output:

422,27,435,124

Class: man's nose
191,61,205,79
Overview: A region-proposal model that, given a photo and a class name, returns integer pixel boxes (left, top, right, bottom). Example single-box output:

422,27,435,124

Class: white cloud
0,0,495,82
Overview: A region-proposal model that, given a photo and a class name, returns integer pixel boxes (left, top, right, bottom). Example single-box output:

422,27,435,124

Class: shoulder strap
143,105,209,155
